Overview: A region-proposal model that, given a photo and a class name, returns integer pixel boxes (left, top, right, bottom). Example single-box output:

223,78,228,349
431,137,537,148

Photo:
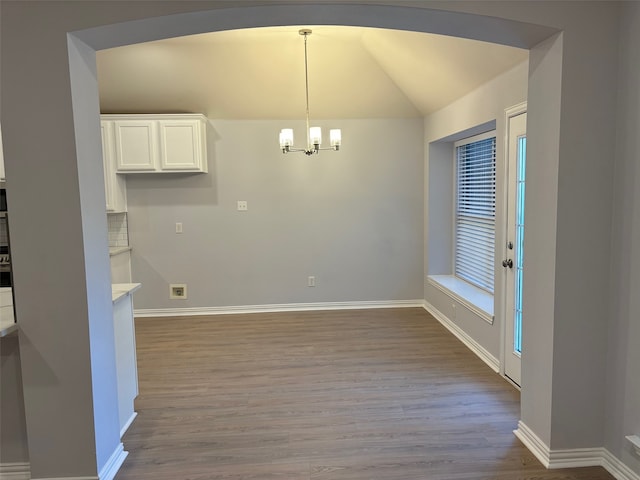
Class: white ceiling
97,25,528,119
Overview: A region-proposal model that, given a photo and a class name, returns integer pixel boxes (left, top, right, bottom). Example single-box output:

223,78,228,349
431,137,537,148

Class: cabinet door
114,120,158,171
113,294,138,436
101,122,127,212
101,122,116,211
158,119,207,172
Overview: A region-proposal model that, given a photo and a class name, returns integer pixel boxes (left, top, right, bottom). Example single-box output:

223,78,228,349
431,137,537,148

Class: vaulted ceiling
97,25,528,119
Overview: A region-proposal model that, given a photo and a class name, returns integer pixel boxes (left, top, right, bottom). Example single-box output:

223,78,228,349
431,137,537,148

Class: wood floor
115,308,613,480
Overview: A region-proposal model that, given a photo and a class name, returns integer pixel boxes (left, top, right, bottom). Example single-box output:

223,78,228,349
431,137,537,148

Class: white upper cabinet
101,114,208,173
0,123,5,183
159,118,206,171
113,119,158,172
101,121,128,212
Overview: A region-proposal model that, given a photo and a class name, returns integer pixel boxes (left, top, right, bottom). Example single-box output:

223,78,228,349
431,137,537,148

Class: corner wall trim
514,421,640,480
135,300,425,318
422,300,500,372
120,412,138,439
514,421,552,467
0,462,30,480
98,442,128,480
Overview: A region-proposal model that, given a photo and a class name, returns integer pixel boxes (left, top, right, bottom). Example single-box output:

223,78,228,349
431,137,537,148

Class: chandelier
279,29,341,155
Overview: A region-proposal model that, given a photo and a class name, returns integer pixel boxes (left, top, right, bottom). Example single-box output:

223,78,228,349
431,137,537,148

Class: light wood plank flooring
115,308,613,480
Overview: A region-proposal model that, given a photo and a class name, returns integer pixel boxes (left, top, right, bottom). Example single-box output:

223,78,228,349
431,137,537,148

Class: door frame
500,101,527,389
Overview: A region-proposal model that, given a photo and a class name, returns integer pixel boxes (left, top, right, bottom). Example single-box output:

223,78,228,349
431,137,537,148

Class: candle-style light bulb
310,127,322,146
330,129,341,150
279,129,294,148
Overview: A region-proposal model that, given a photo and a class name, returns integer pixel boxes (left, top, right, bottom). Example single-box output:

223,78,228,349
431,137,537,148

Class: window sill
427,275,494,324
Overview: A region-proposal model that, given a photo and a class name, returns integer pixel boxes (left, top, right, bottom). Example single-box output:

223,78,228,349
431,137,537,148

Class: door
504,108,527,386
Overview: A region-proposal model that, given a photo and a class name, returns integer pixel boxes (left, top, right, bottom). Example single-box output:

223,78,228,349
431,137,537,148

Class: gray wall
426,142,453,276
1,4,120,477
0,1,635,478
520,31,563,448
127,118,425,310
544,1,618,448
606,1,640,472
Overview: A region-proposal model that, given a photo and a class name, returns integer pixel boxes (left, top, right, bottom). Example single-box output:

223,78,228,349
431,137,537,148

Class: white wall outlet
169,284,187,299
175,222,183,234
237,201,248,211
308,276,315,287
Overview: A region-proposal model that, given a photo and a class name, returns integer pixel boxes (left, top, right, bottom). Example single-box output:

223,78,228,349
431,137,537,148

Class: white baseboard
31,477,97,480
134,299,425,318
514,421,640,480
514,420,552,467
422,300,500,372
548,447,604,469
11,444,127,480
120,411,138,438
0,463,30,480
98,442,128,480
602,450,640,480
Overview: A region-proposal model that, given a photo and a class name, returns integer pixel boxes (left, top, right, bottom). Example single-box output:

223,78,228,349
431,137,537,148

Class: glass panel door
504,110,526,386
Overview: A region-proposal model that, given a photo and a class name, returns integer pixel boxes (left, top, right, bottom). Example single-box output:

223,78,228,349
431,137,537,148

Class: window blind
455,135,496,293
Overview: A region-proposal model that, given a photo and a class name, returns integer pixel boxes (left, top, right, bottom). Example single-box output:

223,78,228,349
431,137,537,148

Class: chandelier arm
282,144,338,155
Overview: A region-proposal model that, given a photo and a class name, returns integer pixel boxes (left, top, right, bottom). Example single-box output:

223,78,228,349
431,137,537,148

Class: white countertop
109,246,132,257
112,283,141,303
0,314,17,337
1,284,142,336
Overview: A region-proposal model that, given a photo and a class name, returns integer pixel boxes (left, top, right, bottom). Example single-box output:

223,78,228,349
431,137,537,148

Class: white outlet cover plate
169,283,188,299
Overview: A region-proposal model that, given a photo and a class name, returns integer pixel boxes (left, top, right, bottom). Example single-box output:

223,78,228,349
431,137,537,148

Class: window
454,132,496,293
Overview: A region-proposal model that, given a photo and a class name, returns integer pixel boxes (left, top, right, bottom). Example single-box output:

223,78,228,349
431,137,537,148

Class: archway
3,3,569,477
68,4,562,476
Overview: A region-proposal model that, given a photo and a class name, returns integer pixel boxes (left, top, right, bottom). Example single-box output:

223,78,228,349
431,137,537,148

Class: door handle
502,259,513,269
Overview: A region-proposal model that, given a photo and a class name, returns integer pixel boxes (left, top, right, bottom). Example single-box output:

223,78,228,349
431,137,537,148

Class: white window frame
453,130,497,294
